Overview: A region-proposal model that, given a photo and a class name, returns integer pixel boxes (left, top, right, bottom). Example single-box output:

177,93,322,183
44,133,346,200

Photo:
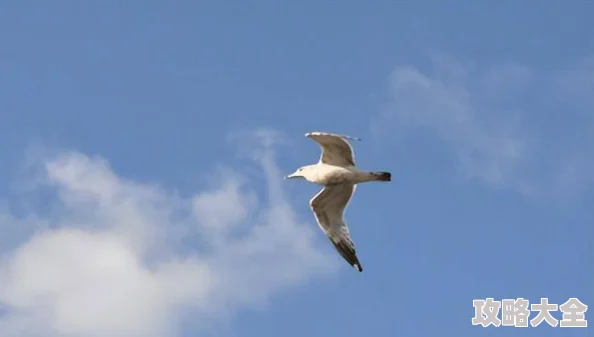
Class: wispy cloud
0,130,335,337
373,55,594,199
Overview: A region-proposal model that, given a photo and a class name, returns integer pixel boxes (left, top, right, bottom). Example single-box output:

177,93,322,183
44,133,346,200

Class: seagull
285,132,391,272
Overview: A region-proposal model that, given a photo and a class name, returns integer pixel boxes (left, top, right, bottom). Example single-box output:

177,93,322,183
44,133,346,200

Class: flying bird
285,132,391,272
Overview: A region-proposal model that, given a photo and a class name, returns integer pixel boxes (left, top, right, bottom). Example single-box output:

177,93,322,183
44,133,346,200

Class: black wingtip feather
333,239,363,273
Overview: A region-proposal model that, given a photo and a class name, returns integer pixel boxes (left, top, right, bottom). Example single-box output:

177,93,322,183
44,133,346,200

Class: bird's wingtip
341,134,362,142
304,131,362,141
304,131,323,137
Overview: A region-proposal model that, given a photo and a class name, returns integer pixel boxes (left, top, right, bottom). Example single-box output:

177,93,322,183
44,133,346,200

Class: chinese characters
472,298,587,328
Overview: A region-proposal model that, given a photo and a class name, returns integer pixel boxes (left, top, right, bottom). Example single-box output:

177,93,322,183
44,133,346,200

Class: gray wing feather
309,183,362,272
305,132,360,167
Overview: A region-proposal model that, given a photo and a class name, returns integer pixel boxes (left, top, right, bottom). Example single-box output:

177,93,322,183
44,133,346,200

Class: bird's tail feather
369,171,391,182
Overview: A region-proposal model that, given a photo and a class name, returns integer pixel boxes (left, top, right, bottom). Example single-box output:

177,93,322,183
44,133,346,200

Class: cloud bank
374,55,594,199
0,131,334,337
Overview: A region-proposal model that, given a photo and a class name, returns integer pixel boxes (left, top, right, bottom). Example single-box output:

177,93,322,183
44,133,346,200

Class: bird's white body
295,163,379,186
286,132,392,273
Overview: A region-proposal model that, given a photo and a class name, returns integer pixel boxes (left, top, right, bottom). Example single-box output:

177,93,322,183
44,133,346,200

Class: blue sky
0,1,592,337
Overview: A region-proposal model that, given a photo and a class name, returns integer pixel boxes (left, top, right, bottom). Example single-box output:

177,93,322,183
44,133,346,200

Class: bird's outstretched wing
305,132,360,167
309,183,362,272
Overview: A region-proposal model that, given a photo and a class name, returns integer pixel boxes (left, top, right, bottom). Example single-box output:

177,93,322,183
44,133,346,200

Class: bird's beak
285,172,297,180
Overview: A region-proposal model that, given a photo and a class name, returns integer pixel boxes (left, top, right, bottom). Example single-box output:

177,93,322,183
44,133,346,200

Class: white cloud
0,131,335,337
377,60,526,186
374,56,594,199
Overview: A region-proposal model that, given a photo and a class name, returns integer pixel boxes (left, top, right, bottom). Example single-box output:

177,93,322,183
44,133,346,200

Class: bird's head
285,165,312,180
